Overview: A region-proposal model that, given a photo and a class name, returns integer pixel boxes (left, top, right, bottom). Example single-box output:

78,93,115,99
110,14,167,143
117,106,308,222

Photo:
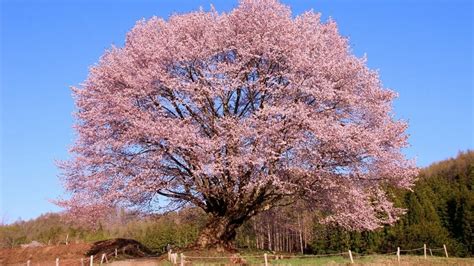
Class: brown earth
0,242,91,265
0,239,160,266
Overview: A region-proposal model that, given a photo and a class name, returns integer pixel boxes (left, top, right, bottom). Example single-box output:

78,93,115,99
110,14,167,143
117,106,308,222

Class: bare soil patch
0,238,158,265
0,242,91,265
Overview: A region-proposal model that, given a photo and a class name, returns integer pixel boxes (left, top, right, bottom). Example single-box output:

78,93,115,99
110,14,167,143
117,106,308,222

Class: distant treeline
298,150,473,257
1,151,472,257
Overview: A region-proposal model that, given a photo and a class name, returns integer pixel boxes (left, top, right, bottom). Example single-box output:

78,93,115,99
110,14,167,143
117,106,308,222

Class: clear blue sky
1,0,472,223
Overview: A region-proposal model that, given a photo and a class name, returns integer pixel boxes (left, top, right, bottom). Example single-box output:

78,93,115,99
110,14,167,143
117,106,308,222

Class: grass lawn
157,253,474,265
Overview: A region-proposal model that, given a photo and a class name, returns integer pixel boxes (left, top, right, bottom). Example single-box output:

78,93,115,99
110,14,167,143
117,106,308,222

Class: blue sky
1,0,472,223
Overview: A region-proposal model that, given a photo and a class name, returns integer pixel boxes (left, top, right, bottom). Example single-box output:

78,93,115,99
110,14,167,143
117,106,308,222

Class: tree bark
195,215,243,250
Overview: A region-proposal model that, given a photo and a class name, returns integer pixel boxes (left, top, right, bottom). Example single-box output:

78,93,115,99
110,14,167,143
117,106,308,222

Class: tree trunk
256,234,259,249
298,214,304,254
267,225,272,251
195,215,243,250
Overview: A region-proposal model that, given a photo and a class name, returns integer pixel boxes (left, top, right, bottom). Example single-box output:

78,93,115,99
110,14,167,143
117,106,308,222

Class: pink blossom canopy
60,0,417,230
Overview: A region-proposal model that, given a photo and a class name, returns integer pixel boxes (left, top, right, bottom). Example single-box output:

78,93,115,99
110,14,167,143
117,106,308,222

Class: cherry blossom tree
59,0,417,249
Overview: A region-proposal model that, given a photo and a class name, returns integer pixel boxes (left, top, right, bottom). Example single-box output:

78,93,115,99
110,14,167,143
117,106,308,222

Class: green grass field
158,254,474,265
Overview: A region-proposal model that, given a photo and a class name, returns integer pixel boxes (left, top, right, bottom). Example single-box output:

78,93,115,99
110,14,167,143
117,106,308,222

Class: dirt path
109,259,162,266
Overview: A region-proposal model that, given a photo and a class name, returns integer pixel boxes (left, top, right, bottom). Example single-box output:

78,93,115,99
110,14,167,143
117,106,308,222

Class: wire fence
166,244,450,265
19,244,450,265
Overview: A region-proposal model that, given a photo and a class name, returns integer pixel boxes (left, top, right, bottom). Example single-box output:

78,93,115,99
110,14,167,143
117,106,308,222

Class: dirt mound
0,242,91,265
86,238,156,259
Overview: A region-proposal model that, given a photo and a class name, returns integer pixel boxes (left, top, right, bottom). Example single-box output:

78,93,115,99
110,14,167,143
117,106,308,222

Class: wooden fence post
180,253,184,266
397,247,400,262
170,253,177,264
115,248,118,258
100,253,108,264
27,260,31,266
56,258,59,266
429,249,433,256
443,244,448,258
81,258,84,266
348,250,354,264
264,253,268,266
90,255,93,266
424,244,427,259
